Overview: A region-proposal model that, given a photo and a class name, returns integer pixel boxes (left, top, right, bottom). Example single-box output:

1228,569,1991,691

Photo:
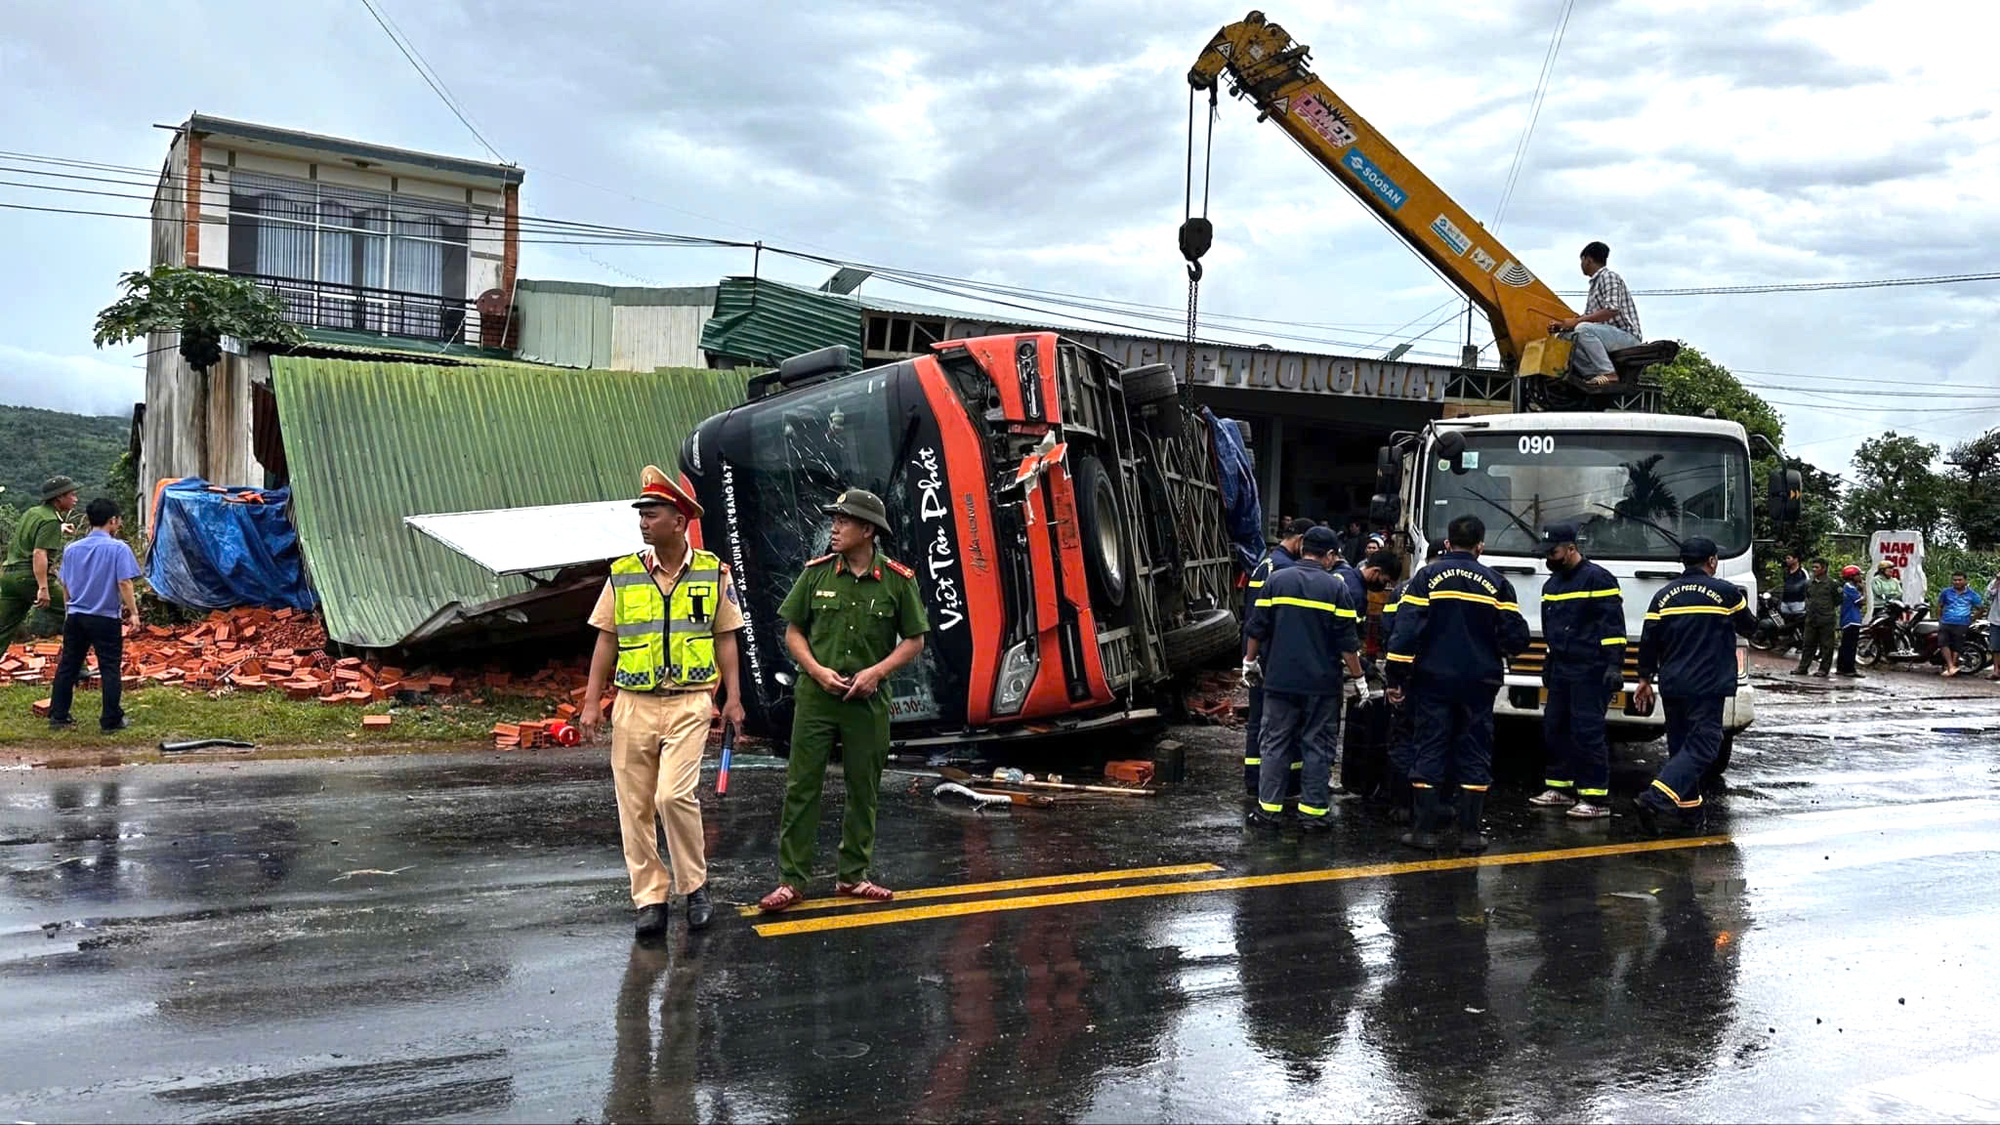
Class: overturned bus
679,335,1249,749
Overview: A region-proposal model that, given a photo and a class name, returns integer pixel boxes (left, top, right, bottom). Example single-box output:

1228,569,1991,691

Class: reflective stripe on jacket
1247,562,1360,696
611,549,723,690
1636,568,1756,698
1540,559,1626,668
1384,550,1531,687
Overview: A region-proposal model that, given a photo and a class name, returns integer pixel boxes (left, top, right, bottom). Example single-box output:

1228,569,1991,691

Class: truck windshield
1423,431,1752,560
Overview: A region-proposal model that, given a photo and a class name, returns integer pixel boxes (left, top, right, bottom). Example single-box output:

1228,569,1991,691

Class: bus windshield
1422,431,1752,560
722,368,948,721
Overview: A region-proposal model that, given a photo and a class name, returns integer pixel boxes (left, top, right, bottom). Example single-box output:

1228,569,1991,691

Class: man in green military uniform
0,475,81,652
758,488,928,912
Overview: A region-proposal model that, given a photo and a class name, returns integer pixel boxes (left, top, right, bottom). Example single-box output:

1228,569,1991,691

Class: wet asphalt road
4,668,2000,1123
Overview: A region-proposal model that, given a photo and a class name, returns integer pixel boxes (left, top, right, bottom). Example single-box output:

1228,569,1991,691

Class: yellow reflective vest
611,549,723,690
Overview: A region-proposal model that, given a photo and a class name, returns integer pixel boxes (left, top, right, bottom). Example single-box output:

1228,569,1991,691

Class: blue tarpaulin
1205,408,1265,574
146,479,317,611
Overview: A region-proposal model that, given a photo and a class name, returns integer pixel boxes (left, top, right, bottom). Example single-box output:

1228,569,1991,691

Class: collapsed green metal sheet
270,356,749,648
698,276,864,370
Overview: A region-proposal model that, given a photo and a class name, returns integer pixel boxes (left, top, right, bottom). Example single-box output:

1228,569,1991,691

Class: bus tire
1122,363,1178,406
1073,455,1127,609
1164,608,1240,673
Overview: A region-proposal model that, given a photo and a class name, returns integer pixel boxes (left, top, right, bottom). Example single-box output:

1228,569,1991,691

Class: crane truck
1188,11,1805,764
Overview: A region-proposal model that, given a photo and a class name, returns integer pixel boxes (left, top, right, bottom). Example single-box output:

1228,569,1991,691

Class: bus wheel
1073,454,1127,608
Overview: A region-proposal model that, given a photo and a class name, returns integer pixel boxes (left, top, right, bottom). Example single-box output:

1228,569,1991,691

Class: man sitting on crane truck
1549,241,1644,390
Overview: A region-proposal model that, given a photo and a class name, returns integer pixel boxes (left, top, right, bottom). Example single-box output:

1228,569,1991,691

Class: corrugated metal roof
270,356,749,648
518,279,716,306
698,276,864,370
283,328,539,367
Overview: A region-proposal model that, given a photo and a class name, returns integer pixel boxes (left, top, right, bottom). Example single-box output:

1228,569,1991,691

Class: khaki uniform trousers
611,687,713,906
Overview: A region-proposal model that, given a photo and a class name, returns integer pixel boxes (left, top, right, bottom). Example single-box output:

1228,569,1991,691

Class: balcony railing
218,270,484,345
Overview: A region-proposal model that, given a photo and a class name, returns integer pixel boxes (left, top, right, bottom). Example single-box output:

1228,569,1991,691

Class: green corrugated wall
270,356,748,648
698,276,865,369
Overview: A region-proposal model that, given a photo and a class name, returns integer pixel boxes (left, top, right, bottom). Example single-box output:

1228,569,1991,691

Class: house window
226,172,471,340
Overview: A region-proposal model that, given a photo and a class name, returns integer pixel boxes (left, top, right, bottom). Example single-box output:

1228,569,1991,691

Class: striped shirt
1585,267,1642,338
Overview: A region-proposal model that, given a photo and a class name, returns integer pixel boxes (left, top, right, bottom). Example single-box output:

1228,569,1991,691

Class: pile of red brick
492,706,585,749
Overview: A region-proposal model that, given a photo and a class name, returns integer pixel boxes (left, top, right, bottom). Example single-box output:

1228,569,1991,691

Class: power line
355,0,506,164
1490,0,1576,230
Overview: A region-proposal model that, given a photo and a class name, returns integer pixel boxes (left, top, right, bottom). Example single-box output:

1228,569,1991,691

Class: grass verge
0,683,560,751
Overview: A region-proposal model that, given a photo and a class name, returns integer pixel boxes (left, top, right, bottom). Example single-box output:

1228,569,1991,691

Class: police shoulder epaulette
884,557,916,579
807,553,838,567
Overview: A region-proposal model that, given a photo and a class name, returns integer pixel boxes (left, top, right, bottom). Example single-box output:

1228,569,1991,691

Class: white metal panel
611,304,712,371
404,500,645,576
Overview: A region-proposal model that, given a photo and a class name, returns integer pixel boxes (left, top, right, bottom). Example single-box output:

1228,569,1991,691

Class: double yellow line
751,836,1729,938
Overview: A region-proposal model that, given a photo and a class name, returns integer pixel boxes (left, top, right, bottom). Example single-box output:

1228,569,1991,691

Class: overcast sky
3,0,1996,475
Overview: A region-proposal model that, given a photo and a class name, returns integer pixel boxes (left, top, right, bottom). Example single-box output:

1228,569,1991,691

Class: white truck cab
1380,413,1767,745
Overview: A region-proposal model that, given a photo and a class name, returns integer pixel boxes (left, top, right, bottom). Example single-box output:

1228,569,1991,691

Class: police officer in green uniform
0,475,81,652
758,488,929,912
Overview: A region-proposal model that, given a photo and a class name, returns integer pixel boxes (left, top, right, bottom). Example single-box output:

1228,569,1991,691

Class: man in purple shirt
48,499,142,732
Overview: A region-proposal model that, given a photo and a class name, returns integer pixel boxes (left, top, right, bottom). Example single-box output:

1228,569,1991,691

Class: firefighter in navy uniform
1378,541,1443,823
1528,523,1626,821
1633,536,1756,835
1384,516,1531,853
1241,518,1316,798
1242,526,1368,831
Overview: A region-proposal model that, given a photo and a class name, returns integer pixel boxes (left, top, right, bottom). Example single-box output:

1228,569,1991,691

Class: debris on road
159,739,257,753
932,781,1015,810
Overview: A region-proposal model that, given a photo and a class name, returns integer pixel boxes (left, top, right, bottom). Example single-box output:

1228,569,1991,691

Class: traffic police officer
1242,526,1368,832
1528,523,1626,821
1384,515,1531,853
759,488,929,912
1633,536,1756,835
0,474,80,652
1242,517,1316,796
580,466,745,936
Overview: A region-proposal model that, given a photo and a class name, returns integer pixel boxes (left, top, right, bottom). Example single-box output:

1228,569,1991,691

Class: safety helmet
1841,565,1862,579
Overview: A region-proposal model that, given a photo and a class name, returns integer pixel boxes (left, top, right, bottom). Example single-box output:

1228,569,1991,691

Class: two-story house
141,114,522,519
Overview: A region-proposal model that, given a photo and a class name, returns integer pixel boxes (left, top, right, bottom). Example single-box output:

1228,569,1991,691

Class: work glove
1343,678,1362,704
1240,659,1264,689
1355,679,1376,707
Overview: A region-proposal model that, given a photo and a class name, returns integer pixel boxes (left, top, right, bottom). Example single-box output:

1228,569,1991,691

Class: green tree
1653,344,1784,450
1946,428,2000,550
1841,432,1950,542
93,265,302,369
1650,342,1841,569
0,501,18,554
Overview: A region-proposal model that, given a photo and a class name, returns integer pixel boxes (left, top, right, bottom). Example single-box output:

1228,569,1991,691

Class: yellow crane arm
1190,10,1577,376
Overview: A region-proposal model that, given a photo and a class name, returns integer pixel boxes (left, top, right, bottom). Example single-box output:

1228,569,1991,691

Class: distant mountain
0,404,128,508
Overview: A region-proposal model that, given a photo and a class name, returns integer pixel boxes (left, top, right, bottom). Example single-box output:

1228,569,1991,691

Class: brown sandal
834,879,895,902
757,884,804,913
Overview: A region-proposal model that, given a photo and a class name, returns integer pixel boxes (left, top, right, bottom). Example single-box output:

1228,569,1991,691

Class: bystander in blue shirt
62,530,141,620
1840,582,1864,628
1939,584,1984,626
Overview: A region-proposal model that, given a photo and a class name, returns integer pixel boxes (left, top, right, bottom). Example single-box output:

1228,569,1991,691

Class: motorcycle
1748,590,1804,655
1859,601,1991,674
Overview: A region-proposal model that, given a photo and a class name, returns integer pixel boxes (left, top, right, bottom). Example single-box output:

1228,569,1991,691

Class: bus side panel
912,359,1004,727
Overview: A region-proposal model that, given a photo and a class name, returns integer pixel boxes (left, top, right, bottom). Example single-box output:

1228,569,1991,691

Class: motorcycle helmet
1841,565,1862,579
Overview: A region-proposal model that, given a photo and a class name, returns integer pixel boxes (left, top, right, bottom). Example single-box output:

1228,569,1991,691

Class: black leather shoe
634,902,669,937
48,718,75,730
100,719,129,733
685,886,713,930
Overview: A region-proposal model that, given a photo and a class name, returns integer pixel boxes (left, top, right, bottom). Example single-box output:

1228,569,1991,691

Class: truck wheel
1122,363,1178,406
1163,608,1240,673
1072,455,1127,608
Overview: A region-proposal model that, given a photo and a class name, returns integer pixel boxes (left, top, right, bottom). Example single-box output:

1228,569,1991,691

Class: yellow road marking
733,862,1224,917
753,836,1729,938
